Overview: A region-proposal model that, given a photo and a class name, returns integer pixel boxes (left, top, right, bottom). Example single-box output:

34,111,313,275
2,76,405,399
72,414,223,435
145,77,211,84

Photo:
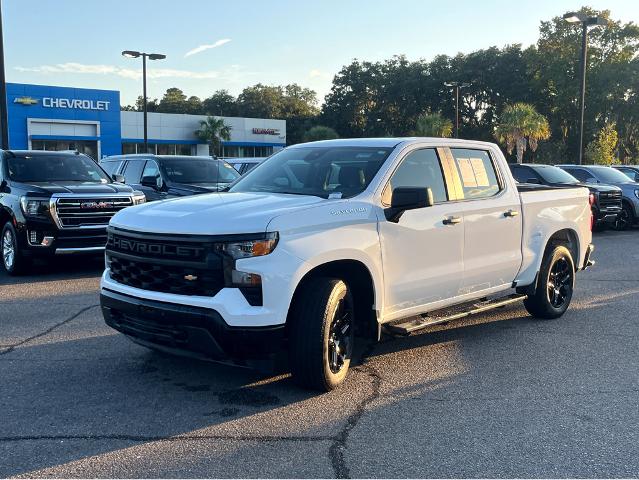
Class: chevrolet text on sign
42,98,110,111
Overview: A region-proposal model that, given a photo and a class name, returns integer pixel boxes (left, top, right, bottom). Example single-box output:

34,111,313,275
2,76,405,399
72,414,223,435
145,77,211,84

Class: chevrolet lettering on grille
111,237,204,258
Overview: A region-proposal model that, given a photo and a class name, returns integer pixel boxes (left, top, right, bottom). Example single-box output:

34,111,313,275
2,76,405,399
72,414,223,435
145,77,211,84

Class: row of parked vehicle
509,163,639,231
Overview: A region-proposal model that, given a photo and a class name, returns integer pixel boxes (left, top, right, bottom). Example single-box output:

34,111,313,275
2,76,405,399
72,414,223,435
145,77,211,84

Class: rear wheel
289,277,355,391
614,203,635,231
1,222,29,275
524,245,574,319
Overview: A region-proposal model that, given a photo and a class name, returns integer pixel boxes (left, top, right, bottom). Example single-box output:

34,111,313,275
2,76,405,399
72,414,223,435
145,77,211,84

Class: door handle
504,210,519,217
443,216,462,225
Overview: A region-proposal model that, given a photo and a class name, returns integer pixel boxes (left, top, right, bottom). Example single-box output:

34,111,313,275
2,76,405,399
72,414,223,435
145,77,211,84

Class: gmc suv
0,150,145,274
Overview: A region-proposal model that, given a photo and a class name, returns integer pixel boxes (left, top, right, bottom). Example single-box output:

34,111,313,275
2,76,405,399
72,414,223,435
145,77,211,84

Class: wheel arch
286,259,379,339
546,228,580,269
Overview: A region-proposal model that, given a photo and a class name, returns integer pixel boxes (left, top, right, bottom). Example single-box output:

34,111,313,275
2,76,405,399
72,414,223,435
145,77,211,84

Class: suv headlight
132,192,146,205
221,232,279,260
634,189,639,200
20,197,50,218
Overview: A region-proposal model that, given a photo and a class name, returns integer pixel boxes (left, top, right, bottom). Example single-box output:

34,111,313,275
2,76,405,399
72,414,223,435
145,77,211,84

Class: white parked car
100,138,594,391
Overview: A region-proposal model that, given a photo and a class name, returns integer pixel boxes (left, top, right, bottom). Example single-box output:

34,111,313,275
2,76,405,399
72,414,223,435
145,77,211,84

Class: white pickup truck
100,138,594,391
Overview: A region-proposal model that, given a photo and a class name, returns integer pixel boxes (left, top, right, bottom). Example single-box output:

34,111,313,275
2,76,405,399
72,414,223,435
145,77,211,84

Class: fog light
29,230,38,244
231,270,262,286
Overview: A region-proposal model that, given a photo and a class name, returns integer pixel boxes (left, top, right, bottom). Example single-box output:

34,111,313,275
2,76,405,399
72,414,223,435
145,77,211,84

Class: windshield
229,146,393,198
6,154,110,183
162,158,240,184
536,166,579,184
592,167,636,183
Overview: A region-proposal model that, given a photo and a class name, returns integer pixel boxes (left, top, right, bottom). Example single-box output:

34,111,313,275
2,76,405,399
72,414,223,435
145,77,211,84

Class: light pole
0,1,9,150
122,50,166,154
563,12,606,165
444,81,470,138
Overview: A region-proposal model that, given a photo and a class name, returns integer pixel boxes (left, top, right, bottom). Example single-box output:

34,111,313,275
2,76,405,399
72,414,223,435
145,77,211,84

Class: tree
302,126,339,142
203,90,237,116
413,112,453,137
195,116,232,157
494,103,550,163
157,88,188,113
586,123,619,165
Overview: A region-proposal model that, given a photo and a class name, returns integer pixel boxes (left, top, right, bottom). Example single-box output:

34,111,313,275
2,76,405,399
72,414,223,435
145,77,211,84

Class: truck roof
290,137,500,149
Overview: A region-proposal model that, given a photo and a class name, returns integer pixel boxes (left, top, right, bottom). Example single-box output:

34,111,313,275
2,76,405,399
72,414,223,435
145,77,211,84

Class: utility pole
0,1,9,149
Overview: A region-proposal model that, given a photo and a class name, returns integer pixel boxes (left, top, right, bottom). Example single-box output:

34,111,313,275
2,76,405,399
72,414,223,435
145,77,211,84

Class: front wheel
524,245,575,319
288,277,355,391
614,203,635,231
1,222,29,275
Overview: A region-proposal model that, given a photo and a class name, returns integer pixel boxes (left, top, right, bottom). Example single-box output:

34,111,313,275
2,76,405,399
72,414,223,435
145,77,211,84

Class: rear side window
563,168,591,183
450,149,500,199
509,165,533,183
383,148,448,205
123,159,145,183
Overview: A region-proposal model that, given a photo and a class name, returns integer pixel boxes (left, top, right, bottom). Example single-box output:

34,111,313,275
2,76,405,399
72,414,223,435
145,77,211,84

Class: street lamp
0,2,8,150
444,81,470,138
121,50,166,153
563,12,606,165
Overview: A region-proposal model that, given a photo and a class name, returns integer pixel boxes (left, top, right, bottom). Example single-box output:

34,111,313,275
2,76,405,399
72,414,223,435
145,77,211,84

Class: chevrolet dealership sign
13,97,39,106
43,97,110,111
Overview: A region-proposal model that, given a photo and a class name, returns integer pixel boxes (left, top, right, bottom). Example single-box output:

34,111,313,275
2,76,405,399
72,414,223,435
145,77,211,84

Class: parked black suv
100,155,240,202
509,163,623,228
0,150,144,274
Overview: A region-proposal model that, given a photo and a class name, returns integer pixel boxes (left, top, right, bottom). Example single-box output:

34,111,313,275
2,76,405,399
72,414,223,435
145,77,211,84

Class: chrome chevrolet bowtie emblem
14,96,39,106
184,274,198,281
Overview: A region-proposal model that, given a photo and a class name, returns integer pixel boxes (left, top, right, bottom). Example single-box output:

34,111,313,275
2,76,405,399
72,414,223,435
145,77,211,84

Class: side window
382,148,448,205
142,160,160,179
100,161,119,176
564,168,590,183
450,148,501,200
510,166,532,183
123,159,145,183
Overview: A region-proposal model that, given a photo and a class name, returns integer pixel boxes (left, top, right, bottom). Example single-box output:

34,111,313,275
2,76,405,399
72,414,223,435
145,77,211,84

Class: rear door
378,147,465,318
446,147,523,294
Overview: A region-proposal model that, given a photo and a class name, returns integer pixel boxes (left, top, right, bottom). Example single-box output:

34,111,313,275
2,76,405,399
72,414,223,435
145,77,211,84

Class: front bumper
18,220,107,257
101,288,286,366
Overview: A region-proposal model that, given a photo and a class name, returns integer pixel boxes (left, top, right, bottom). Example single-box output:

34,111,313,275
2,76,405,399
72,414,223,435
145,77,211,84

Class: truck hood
20,181,134,195
110,192,325,235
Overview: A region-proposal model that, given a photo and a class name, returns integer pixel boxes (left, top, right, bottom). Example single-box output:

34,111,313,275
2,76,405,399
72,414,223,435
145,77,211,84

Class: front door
378,147,465,320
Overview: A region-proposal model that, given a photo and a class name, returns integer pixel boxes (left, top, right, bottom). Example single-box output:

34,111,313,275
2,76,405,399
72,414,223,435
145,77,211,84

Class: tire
1,222,29,275
288,277,355,391
614,202,635,231
524,245,575,319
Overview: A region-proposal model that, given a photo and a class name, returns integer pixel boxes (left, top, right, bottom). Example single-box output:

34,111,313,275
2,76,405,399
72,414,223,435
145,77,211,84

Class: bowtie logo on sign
13,97,39,106
42,97,111,111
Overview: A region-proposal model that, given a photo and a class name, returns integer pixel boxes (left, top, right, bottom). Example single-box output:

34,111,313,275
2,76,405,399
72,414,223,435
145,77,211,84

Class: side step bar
384,294,527,336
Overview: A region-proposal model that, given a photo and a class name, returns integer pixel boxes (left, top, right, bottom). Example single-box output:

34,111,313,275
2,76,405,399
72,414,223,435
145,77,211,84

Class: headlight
222,232,279,260
132,192,146,205
634,189,639,200
20,197,50,218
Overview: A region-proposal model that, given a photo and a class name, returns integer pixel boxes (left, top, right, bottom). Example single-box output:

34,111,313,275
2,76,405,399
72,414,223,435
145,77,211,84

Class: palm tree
195,116,232,157
413,112,453,138
494,103,550,163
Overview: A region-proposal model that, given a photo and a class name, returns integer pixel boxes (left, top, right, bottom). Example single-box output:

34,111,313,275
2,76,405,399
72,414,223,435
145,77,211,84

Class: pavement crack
329,342,383,479
0,304,99,356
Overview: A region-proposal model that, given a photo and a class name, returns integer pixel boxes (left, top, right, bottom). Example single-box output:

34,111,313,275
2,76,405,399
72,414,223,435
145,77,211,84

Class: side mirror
112,173,125,183
385,187,433,223
526,177,541,185
141,175,162,190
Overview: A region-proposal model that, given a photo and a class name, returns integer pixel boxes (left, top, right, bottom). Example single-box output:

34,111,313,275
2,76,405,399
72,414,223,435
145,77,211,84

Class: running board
383,294,527,336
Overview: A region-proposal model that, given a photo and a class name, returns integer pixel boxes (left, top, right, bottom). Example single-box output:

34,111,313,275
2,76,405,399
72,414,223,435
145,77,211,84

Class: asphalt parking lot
1,229,639,478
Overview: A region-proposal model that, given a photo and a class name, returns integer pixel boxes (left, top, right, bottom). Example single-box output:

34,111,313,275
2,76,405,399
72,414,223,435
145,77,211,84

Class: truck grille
599,191,622,209
54,197,133,228
106,229,225,297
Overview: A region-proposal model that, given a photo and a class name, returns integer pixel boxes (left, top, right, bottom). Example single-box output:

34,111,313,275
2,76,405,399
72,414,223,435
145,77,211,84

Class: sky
4,0,639,106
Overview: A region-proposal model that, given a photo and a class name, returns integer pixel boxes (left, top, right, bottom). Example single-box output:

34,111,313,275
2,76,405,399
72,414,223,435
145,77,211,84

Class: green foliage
494,103,550,163
413,112,453,137
302,126,339,142
586,123,619,165
195,116,232,156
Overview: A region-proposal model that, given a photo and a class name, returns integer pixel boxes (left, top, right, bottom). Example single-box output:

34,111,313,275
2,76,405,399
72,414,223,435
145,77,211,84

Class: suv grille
55,197,133,228
599,191,622,208
106,229,225,297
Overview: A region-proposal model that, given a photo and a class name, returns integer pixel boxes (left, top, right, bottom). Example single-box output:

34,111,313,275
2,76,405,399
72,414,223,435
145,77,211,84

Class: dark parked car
0,150,144,275
100,155,240,202
509,163,622,229
613,165,639,182
559,164,639,230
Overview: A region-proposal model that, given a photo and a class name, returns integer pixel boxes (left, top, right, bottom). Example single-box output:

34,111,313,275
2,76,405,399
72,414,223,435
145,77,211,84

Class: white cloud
14,62,223,80
184,39,231,57
309,68,330,79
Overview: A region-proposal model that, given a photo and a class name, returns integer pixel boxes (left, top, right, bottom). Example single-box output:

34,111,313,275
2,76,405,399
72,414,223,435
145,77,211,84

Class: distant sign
43,97,110,111
252,128,280,136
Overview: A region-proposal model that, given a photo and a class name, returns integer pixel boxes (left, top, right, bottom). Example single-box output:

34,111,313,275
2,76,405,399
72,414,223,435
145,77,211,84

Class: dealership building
6,83,287,159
